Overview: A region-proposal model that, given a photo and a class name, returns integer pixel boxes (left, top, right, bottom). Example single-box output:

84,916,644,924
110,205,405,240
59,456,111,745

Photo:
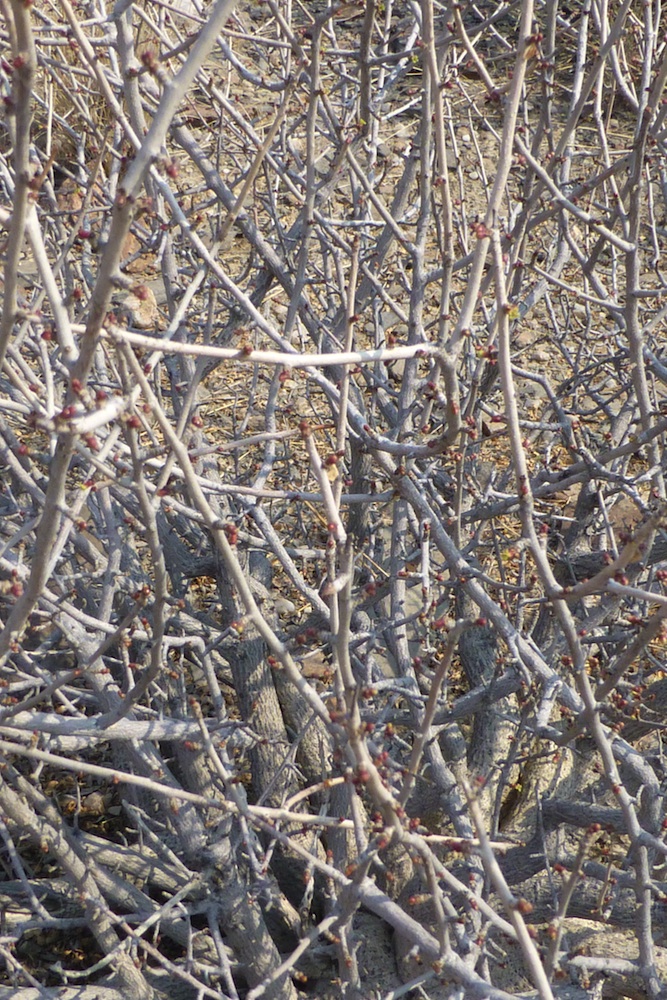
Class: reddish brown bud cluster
141,49,159,73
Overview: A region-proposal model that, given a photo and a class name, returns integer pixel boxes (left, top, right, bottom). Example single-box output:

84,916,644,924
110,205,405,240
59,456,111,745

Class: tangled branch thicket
2,0,667,997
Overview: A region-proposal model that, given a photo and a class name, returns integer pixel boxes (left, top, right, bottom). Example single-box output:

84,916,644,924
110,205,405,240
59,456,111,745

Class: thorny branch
0,1,667,998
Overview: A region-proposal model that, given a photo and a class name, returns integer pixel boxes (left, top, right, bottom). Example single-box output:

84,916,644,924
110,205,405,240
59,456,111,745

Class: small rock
117,284,160,330
275,596,296,617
